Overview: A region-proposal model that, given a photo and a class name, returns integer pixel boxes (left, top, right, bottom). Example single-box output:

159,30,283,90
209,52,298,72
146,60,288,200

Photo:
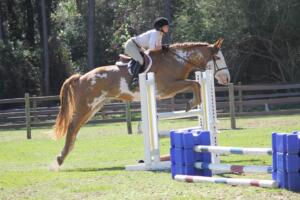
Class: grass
0,114,300,199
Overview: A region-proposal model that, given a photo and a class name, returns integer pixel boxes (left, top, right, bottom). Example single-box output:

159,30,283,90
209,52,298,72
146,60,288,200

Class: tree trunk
141,0,152,31
25,0,35,45
163,0,172,44
0,4,5,41
41,0,50,95
87,0,95,70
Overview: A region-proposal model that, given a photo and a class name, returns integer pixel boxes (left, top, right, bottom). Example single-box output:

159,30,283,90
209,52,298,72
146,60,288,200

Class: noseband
212,56,229,74
168,49,228,75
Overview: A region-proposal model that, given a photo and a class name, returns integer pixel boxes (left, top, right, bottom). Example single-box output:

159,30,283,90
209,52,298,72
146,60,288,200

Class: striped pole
175,175,278,188
194,162,273,174
194,145,272,155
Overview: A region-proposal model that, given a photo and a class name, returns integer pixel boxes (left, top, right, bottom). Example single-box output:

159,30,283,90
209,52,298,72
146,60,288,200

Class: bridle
212,55,229,74
168,48,228,74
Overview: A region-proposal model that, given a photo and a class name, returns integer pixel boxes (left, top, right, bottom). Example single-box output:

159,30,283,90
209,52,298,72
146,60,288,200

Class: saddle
115,52,151,75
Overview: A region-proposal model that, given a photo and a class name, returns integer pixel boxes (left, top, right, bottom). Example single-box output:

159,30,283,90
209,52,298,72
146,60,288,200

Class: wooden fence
1,83,300,139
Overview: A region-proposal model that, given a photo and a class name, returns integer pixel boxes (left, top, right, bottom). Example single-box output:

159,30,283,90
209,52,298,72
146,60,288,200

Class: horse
50,38,230,171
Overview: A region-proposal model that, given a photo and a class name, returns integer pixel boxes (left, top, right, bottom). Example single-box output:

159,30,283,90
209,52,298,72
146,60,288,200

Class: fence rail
1,83,300,139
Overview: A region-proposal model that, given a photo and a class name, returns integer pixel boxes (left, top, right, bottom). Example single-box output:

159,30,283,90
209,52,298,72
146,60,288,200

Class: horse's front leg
161,80,201,112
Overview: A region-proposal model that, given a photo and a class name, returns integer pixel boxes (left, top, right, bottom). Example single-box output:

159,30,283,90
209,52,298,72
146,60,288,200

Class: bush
0,41,41,98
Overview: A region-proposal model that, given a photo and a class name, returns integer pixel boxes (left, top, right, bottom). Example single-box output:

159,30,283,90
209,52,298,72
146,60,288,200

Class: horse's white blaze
88,91,108,110
119,78,140,101
207,50,230,85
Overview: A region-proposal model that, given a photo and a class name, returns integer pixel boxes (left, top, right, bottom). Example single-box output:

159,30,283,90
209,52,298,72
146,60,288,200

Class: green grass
0,114,300,199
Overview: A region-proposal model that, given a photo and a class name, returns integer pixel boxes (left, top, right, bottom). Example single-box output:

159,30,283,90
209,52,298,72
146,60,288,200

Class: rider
124,17,169,90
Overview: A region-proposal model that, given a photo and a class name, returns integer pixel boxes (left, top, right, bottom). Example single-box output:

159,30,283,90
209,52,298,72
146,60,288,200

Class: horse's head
207,38,231,85
168,39,230,85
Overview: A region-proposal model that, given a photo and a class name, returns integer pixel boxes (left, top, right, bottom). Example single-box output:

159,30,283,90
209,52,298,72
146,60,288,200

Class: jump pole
194,145,273,155
175,175,278,188
194,162,273,174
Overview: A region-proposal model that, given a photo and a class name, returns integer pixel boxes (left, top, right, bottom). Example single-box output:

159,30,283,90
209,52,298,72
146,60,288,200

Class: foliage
0,0,300,98
52,0,87,71
0,41,41,98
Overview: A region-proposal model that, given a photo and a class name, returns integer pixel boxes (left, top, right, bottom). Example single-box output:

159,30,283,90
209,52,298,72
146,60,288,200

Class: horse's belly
117,92,140,102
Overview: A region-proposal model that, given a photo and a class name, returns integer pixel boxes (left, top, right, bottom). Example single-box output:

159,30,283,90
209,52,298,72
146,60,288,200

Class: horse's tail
53,74,81,140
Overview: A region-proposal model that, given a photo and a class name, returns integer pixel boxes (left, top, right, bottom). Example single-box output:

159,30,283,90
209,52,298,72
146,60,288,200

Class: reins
168,48,228,74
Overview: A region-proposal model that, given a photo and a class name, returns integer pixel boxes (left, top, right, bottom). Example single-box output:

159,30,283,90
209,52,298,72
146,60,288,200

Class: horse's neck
151,50,194,79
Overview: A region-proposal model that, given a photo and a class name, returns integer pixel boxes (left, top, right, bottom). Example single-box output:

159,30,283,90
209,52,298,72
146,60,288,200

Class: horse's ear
212,38,224,54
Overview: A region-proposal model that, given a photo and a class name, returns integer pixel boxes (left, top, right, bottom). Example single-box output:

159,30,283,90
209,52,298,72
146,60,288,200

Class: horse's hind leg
56,115,83,166
50,104,101,171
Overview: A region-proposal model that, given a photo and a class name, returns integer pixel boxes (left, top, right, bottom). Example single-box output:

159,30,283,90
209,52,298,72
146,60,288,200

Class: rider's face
162,25,169,33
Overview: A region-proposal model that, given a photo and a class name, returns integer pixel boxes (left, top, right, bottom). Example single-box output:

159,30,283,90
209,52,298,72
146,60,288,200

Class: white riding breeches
124,39,144,65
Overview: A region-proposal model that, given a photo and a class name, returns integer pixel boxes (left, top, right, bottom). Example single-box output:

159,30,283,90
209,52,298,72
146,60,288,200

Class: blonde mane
170,42,210,50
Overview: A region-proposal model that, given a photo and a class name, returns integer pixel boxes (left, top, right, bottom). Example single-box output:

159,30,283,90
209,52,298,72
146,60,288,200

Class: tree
40,0,50,95
0,3,5,41
24,0,35,45
87,0,95,70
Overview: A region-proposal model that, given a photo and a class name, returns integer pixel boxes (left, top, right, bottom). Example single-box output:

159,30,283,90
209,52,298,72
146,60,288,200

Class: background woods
0,0,299,98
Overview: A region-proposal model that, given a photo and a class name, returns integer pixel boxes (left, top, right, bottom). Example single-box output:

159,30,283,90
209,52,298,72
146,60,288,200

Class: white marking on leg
88,91,108,110
119,78,140,101
87,101,105,122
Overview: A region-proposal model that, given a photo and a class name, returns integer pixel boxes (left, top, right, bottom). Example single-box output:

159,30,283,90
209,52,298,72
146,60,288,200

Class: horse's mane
170,42,210,50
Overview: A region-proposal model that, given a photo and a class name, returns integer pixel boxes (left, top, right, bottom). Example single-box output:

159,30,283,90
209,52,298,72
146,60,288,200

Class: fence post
25,93,31,139
125,101,132,134
32,95,37,122
171,97,175,111
238,82,243,113
228,83,236,129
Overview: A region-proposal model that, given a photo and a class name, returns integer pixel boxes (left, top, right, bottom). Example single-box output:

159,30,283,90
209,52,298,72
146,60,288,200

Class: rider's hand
162,44,169,51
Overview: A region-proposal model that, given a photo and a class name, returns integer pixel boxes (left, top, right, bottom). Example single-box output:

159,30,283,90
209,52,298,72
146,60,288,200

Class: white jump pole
175,175,278,188
194,162,273,174
194,145,273,155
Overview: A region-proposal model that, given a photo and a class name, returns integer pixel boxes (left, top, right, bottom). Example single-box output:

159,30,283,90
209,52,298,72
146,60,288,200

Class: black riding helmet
154,17,169,31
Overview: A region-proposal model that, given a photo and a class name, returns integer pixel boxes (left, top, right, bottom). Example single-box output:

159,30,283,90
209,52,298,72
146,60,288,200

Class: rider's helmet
154,17,169,31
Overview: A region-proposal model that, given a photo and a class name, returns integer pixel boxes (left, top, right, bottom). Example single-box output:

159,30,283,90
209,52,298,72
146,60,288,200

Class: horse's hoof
57,156,63,166
185,102,191,112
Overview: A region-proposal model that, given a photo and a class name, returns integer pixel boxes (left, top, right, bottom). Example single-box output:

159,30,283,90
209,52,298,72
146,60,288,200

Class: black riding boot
129,62,142,91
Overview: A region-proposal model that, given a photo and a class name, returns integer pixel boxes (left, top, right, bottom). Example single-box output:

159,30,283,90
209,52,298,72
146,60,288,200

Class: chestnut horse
50,38,230,171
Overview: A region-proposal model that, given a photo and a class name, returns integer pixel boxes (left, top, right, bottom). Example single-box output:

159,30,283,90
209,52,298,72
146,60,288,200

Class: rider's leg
124,39,144,90
130,62,142,90
124,39,144,65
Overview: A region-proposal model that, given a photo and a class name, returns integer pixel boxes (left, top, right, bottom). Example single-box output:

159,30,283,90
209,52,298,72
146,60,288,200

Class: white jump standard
126,70,219,171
